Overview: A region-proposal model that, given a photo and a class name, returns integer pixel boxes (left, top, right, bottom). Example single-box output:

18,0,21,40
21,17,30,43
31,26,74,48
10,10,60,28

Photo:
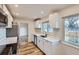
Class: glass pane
42,22,53,32
47,24,53,32
65,16,79,32
64,15,79,46
42,22,48,32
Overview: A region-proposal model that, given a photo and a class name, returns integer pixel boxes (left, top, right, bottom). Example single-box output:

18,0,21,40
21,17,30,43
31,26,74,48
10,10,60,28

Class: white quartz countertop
33,33,61,43
33,33,43,36
44,37,60,42
0,37,17,45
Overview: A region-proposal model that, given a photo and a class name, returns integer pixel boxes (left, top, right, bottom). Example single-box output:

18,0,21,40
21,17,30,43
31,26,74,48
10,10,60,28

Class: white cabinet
34,20,42,28
3,5,13,28
35,34,61,55
49,13,60,29
6,37,17,44
0,37,17,45
37,36,40,47
37,36,44,51
43,39,52,55
38,37,44,51
35,35,52,54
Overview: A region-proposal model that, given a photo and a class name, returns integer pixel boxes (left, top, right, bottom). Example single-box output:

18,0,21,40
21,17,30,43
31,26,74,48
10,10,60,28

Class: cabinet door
37,36,40,48
3,5,13,28
39,37,44,51
6,37,17,44
49,13,60,28
43,40,52,55
34,20,41,28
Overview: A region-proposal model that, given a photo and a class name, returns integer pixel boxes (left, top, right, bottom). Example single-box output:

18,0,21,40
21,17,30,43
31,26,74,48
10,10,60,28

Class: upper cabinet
34,20,42,28
2,5,13,28
49,12,61,29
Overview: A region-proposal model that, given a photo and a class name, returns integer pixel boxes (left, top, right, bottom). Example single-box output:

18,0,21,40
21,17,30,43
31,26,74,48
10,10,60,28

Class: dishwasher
34,35,37,45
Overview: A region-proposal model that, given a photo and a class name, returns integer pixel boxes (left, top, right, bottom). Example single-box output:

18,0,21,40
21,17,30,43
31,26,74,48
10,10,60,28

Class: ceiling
7,4,72,20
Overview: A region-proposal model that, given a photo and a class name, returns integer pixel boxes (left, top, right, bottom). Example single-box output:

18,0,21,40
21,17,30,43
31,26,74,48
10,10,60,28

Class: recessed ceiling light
41,11,44,14
14,4,19,7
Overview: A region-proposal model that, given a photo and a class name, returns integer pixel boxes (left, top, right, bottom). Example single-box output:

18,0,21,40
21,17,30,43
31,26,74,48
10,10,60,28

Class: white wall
59,5,79,17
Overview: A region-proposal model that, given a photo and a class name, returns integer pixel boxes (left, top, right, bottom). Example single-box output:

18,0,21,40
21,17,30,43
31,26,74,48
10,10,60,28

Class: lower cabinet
38,37,44,51
6,37,17,44
37,36,43,50
43,39,52,55
37,36,40,47
33,35,55,55
36,36,52,55
0,37,17,45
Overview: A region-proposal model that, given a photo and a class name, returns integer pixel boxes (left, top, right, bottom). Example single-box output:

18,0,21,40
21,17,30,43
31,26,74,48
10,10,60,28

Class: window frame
41,21,53,33
64,14,79,46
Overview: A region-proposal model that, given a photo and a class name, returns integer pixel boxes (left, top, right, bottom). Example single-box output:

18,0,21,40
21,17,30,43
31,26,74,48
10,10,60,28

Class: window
41,21,53,32
64,15,79,46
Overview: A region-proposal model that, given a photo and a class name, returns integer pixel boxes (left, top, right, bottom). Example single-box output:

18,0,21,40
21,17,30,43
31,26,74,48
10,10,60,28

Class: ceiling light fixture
41,11,44,14
14,4,19,7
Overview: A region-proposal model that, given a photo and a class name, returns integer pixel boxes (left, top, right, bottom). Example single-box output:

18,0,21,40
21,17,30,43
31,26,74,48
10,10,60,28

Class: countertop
0,37,17,45
33,33,79,55
33,33,60,43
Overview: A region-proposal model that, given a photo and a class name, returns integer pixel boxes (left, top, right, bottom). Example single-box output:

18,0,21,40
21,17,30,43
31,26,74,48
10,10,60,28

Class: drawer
6,37,17,44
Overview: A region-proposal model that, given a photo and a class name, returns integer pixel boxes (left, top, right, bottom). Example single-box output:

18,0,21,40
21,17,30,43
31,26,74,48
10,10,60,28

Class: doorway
18,23,28,44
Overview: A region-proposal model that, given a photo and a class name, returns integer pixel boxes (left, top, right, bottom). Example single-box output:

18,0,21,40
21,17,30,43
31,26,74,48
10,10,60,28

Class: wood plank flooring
17,42,44,55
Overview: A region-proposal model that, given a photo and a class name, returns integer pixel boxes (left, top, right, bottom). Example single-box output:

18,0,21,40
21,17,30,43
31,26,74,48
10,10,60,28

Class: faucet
43,31,47,37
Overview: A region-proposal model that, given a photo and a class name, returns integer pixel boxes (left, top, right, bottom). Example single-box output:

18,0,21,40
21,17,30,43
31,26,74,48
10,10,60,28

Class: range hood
0,8,8,27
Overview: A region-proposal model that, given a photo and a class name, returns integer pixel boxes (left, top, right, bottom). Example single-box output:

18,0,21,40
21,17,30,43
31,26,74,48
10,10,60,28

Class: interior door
19,23,28,43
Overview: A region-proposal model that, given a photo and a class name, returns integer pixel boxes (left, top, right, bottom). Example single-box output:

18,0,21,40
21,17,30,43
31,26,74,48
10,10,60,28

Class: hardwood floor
17,42,44,55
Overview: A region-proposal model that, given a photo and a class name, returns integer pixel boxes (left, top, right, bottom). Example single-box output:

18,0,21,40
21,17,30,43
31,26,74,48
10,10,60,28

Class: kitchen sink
40,35,47,38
